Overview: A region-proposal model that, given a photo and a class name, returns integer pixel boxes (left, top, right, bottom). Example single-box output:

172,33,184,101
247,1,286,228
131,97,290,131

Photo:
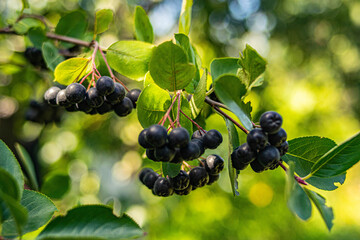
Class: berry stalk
278,161,308,185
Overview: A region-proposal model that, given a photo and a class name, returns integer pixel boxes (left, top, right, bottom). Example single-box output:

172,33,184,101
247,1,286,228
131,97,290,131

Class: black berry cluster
139,154,224,197
43,76,141,117
25,99,62,124
138,125,223,163
231,111,288,173
24,47,47,69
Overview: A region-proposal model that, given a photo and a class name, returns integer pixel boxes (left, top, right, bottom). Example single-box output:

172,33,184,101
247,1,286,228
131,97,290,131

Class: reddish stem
98,46,115,80
79,70,93,84
176,91,182,127
278,161,308,185
179,109,206,134
159,93,180,126
114,77,130,92
182,161,192,170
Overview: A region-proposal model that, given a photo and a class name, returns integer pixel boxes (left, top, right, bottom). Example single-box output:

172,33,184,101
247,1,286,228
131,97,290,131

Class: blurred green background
1,0,360,239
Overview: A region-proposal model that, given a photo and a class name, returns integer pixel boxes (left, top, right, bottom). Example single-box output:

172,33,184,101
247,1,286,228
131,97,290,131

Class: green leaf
42,42,65,71
282,137,345,191
0,168,20,201
13,18,44,34
172,94,193,136
41,173,70,200
149,41,196,91
214,75,253,131
54,57,91,85
15,143,38,191
286,161,312,220
210,58,240,84
2,190,57,238
189,69,207,118
28,27,47,49
162,162,181,178
134,6,154,43
55,11,88,48
94,9,113,36
136,84,171,128
310,132,360,178
179,0,193,35
174,33,201,93
0,140,24,197
144,71,155,87
107,40,155,81
238,44,267,88
22,0,30,9
36,205,143,240
304,189,334,231
225,119,240,196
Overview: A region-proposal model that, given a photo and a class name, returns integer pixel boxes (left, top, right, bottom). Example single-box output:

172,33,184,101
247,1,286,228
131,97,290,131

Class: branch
204,97,229,110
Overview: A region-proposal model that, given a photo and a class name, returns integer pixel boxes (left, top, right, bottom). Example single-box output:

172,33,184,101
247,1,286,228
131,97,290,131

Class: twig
179,109,206,133
204,97,228,110
278,161,308,185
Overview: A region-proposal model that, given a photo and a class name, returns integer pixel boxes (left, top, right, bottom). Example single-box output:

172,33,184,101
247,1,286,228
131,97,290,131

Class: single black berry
175,184,192,195
256,145,280,168
96,76,115,96
44,86,61,106
207,174,220,185
180,141,201,160
96,100,113,114
145,124,168,148
169,170,190,190
86,87,104,107
250,159,266,173
139,168,153,184
259,111,283,134
106,83,126,104
191,138,205,156
138,129,153,148
143,171,159,189
168,127,190,148
65,104,77,112
126,89,141,108
205,154,224,175
154,145,175,162
56,89,71,107
268,128,287,147
146,149,157,161
247,129,267,151
76,96,93,113
189,167,209,188
192,130,206,140
203,129,223,149
277,141,289,156
236,143,256,164
113,97,133,117
65,83,86,104
170,149,184,164
153,177,174,197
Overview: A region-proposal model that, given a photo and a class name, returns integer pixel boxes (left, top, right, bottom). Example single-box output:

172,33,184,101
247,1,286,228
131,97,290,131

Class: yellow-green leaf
54,57,91,85
94,9,113,36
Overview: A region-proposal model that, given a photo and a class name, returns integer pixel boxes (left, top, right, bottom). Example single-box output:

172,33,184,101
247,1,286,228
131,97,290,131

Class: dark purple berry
56,89,71,107
247,129,267,151
175,184,192,195
146,149,158,161
113,97,133,117
96,76,115,96
256,145,280,168
126,89,141,108
86,87,104,107
277,141,289,156
250,159,266,173
96,100,113,114
259,111,283,134
207,174,220,185
168,127,190,148
180,142,201,160
65,83,86,104
143,171,160,189
76,96,93,113
236,143,255,164
145,124,168,148
169,170,190,190
139,168,153,184
268,128,287,147
189,167,209,188
138,129,153,148
170,149,184,164
44,86,61,106
154,145,175,162
106,83,126,104
191,138,205,156
65,104,77,112
205,154,224,175
203,129,223,149
153,177,174,197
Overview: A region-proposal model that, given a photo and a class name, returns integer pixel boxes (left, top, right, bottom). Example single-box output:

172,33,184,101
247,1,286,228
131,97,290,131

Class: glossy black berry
106,83,126,104
277,141,289,156
126,89,141,108
96,76,115,96
247,129,267,151
256,145,280,168
191,138,205,156
268,128,287,147
203,129,223,149
170,149,184,164
96,101,113,114
86,87,104,108
192,130,206,140
146,149,157,161
56,89,71,107
113,97,133,117
139,168,153,184
143,171,160,189
145,124,168,148
207,174,220,185
168,127,190,148
236,143,256,164
189,167,209,188
138,129,153,148
44,87,61,106
154,145,175,162
76,97,93,113
175,184,192,195
259,111,283,134
65,104,77,112
250,159,266,173
169,170,190,190
205,154,224,175
180,141,201,160
65,83,86,104
153,177,174,197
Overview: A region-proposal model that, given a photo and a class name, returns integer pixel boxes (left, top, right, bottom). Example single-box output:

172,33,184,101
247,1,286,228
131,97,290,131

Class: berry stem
278,161,308,185
179,109,206,134
182,161,192,170
204,96,229,110
176,90,182,127
98,46,115,81
159,92,181,126
79,70,93,84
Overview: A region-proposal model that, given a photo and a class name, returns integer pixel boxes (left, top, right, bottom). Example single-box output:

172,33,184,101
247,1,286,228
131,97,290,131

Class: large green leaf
162,162,181,178
41,173,70,200
225,119,240,196
189,69,207,118
15,143,38,191
149,41,196,91
137,84,171,128
134,6,154,43
214,75,253,131
54,57,91,85
107,40,155,81
55,11,87,48
36,205,143,240
13,18,44,34
42,42,65,71
310,132,360,178
2,190,57,238
238,44,267,88
0,140,24,197
286,162,312,221
304,188,334,231
94,9,113,35
210,58,240,84
0,168,20,201
282,137,346,191
172,94,193,136
179,0,193,35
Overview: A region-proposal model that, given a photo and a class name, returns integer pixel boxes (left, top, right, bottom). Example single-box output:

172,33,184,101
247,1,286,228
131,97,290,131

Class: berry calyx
259,111,283,134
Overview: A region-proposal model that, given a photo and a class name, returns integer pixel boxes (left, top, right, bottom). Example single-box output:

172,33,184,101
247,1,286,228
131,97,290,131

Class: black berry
139,168,153,184
146,149,157,161
236,143,255,164
126,89,141,108
268,128,287,147
175,184,192,195
138,129,153,148
203,129,223,149
170,149,184,164
205,154,224,175
207,174,220,185
180,141,201,160
65,83,86,104
277,141,289,156
96,101,113,114
168,127,190,148
56,89,71,107
145,124,168,148
191,138,205,156
154,145,175,162
169,170,190,190
250,159,266,173
256,145,280,168
247,129,267,151
76,97,93,113
259,111,283,134
86,87,104,108
143,171,159,189
96,76,115,96
189,167,209,188
44,86,61,106
153,177,174,197
113,97,133,117
106,83,125,104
